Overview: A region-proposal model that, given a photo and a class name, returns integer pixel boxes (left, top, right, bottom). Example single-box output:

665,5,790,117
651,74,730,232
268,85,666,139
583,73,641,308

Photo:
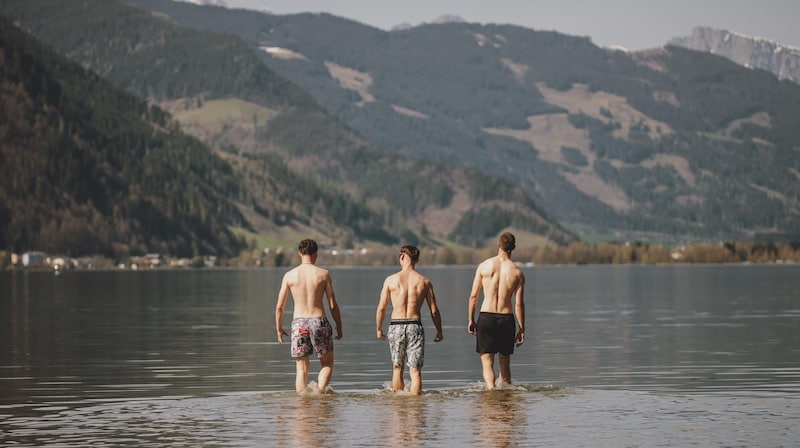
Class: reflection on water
276,394,337,447
4,387,798,447
470,389,522,447
1,265,799,446
387,395,426,445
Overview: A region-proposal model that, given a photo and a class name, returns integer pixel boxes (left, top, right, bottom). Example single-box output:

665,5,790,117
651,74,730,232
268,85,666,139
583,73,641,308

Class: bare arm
325,273,343,340
275,276,290,344
426,281,443,342
467,268,482,334
514,274,526,346
376,278,390,340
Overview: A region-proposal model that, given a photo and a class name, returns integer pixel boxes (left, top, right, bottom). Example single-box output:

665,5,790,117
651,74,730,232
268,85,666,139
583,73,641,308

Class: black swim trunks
476,312,516,356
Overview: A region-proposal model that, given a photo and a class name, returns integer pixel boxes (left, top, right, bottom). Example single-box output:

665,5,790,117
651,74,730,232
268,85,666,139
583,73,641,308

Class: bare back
276,253,342,347
382,269,433,319
280,263,332,318
475,256,523,314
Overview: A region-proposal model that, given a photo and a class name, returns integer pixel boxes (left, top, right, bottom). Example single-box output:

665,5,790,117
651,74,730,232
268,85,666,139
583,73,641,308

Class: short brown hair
400,245,420,263
499,232,516,252
298,239,318,255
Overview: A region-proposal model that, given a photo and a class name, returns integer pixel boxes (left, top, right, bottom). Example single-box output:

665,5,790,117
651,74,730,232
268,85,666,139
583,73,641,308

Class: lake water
1,264,799,446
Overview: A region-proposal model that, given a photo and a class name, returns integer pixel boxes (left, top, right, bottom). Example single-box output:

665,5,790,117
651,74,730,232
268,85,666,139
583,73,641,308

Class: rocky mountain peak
669,26,800,84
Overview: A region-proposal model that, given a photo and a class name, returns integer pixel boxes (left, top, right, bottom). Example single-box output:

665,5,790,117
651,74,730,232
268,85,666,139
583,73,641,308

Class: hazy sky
222,0,799,51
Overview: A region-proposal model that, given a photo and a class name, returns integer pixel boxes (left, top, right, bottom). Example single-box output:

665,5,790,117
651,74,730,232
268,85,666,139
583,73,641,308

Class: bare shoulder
385,271,401,281
412,269,430,281
508,261,525,283
417,272,433,289
424,274,434,286
316,265,331,277
383,272,400,287
282,266,300,283
477,256,496,273
508,259,524,275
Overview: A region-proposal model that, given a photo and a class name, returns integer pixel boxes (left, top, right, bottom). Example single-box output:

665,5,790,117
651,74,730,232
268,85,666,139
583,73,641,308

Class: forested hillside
121,0,800,242
0,16,244,258
1,0,575,256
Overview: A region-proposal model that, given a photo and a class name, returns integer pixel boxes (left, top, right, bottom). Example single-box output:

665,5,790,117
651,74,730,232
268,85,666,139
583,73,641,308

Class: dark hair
499,232,516,252
298,239,318,255
400,245,420,263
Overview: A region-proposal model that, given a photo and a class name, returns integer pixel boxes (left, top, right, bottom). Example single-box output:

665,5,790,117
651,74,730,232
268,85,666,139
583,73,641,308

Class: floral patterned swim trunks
291,317,333,358
387,319,425,369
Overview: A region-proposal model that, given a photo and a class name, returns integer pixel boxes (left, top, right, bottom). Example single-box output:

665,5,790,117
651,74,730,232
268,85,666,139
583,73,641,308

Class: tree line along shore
3,241,798,271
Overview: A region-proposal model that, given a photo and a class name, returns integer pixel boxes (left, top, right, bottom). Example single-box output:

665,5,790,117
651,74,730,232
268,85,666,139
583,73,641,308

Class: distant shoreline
4,241,798,271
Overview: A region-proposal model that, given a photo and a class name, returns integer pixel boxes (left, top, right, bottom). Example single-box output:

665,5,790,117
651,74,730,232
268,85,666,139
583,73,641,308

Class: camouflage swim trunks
387,319,425,369
291,317,333,358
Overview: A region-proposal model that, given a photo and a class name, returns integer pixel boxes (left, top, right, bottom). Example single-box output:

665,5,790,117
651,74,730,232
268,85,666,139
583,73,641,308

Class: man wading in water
376,245,443,395
276,239,343,393
468,232,526,390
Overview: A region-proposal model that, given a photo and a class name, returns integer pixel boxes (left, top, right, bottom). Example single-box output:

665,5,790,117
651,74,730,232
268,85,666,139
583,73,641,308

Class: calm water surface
1,264,799,446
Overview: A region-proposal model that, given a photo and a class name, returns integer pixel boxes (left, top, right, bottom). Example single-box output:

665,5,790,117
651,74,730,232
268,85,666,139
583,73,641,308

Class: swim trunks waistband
390,319,422,325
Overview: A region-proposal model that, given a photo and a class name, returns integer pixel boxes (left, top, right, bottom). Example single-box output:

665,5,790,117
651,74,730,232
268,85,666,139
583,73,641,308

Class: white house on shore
21,251,46,267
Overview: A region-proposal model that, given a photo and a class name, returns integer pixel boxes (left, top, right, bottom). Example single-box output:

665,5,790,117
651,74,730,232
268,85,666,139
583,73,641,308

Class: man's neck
497,249,512,260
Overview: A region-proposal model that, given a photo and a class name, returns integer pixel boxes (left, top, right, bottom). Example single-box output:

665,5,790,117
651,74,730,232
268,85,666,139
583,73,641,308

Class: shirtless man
276,239,343,393
376,245,443,395
467,232,526,390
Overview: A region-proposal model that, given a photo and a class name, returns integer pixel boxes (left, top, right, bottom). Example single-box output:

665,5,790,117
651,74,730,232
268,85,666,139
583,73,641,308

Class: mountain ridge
0,0,575,257
118,0,800,242
669,26,800,85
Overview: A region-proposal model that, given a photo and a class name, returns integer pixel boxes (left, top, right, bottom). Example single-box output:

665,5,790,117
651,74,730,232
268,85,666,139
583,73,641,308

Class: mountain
0,10,423,259
0,0,574,253
669,27,800,85
183,0,227,6
0,16,245,258
118,0,800,242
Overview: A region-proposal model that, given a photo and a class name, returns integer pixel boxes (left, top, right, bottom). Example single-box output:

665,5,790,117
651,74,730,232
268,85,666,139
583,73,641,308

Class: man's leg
406,324,424,395
409,367,422,395
480,353,496,390
392,364,405,392
295,357,310,392
317,352,334,392
498,354,512,385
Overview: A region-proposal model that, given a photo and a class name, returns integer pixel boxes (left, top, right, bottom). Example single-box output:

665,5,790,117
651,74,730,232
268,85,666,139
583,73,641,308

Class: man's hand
467,321,476,335
515,329,525,347
376,329,386,340
434,330,443,342
335,327,343,340
277,328,288,344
